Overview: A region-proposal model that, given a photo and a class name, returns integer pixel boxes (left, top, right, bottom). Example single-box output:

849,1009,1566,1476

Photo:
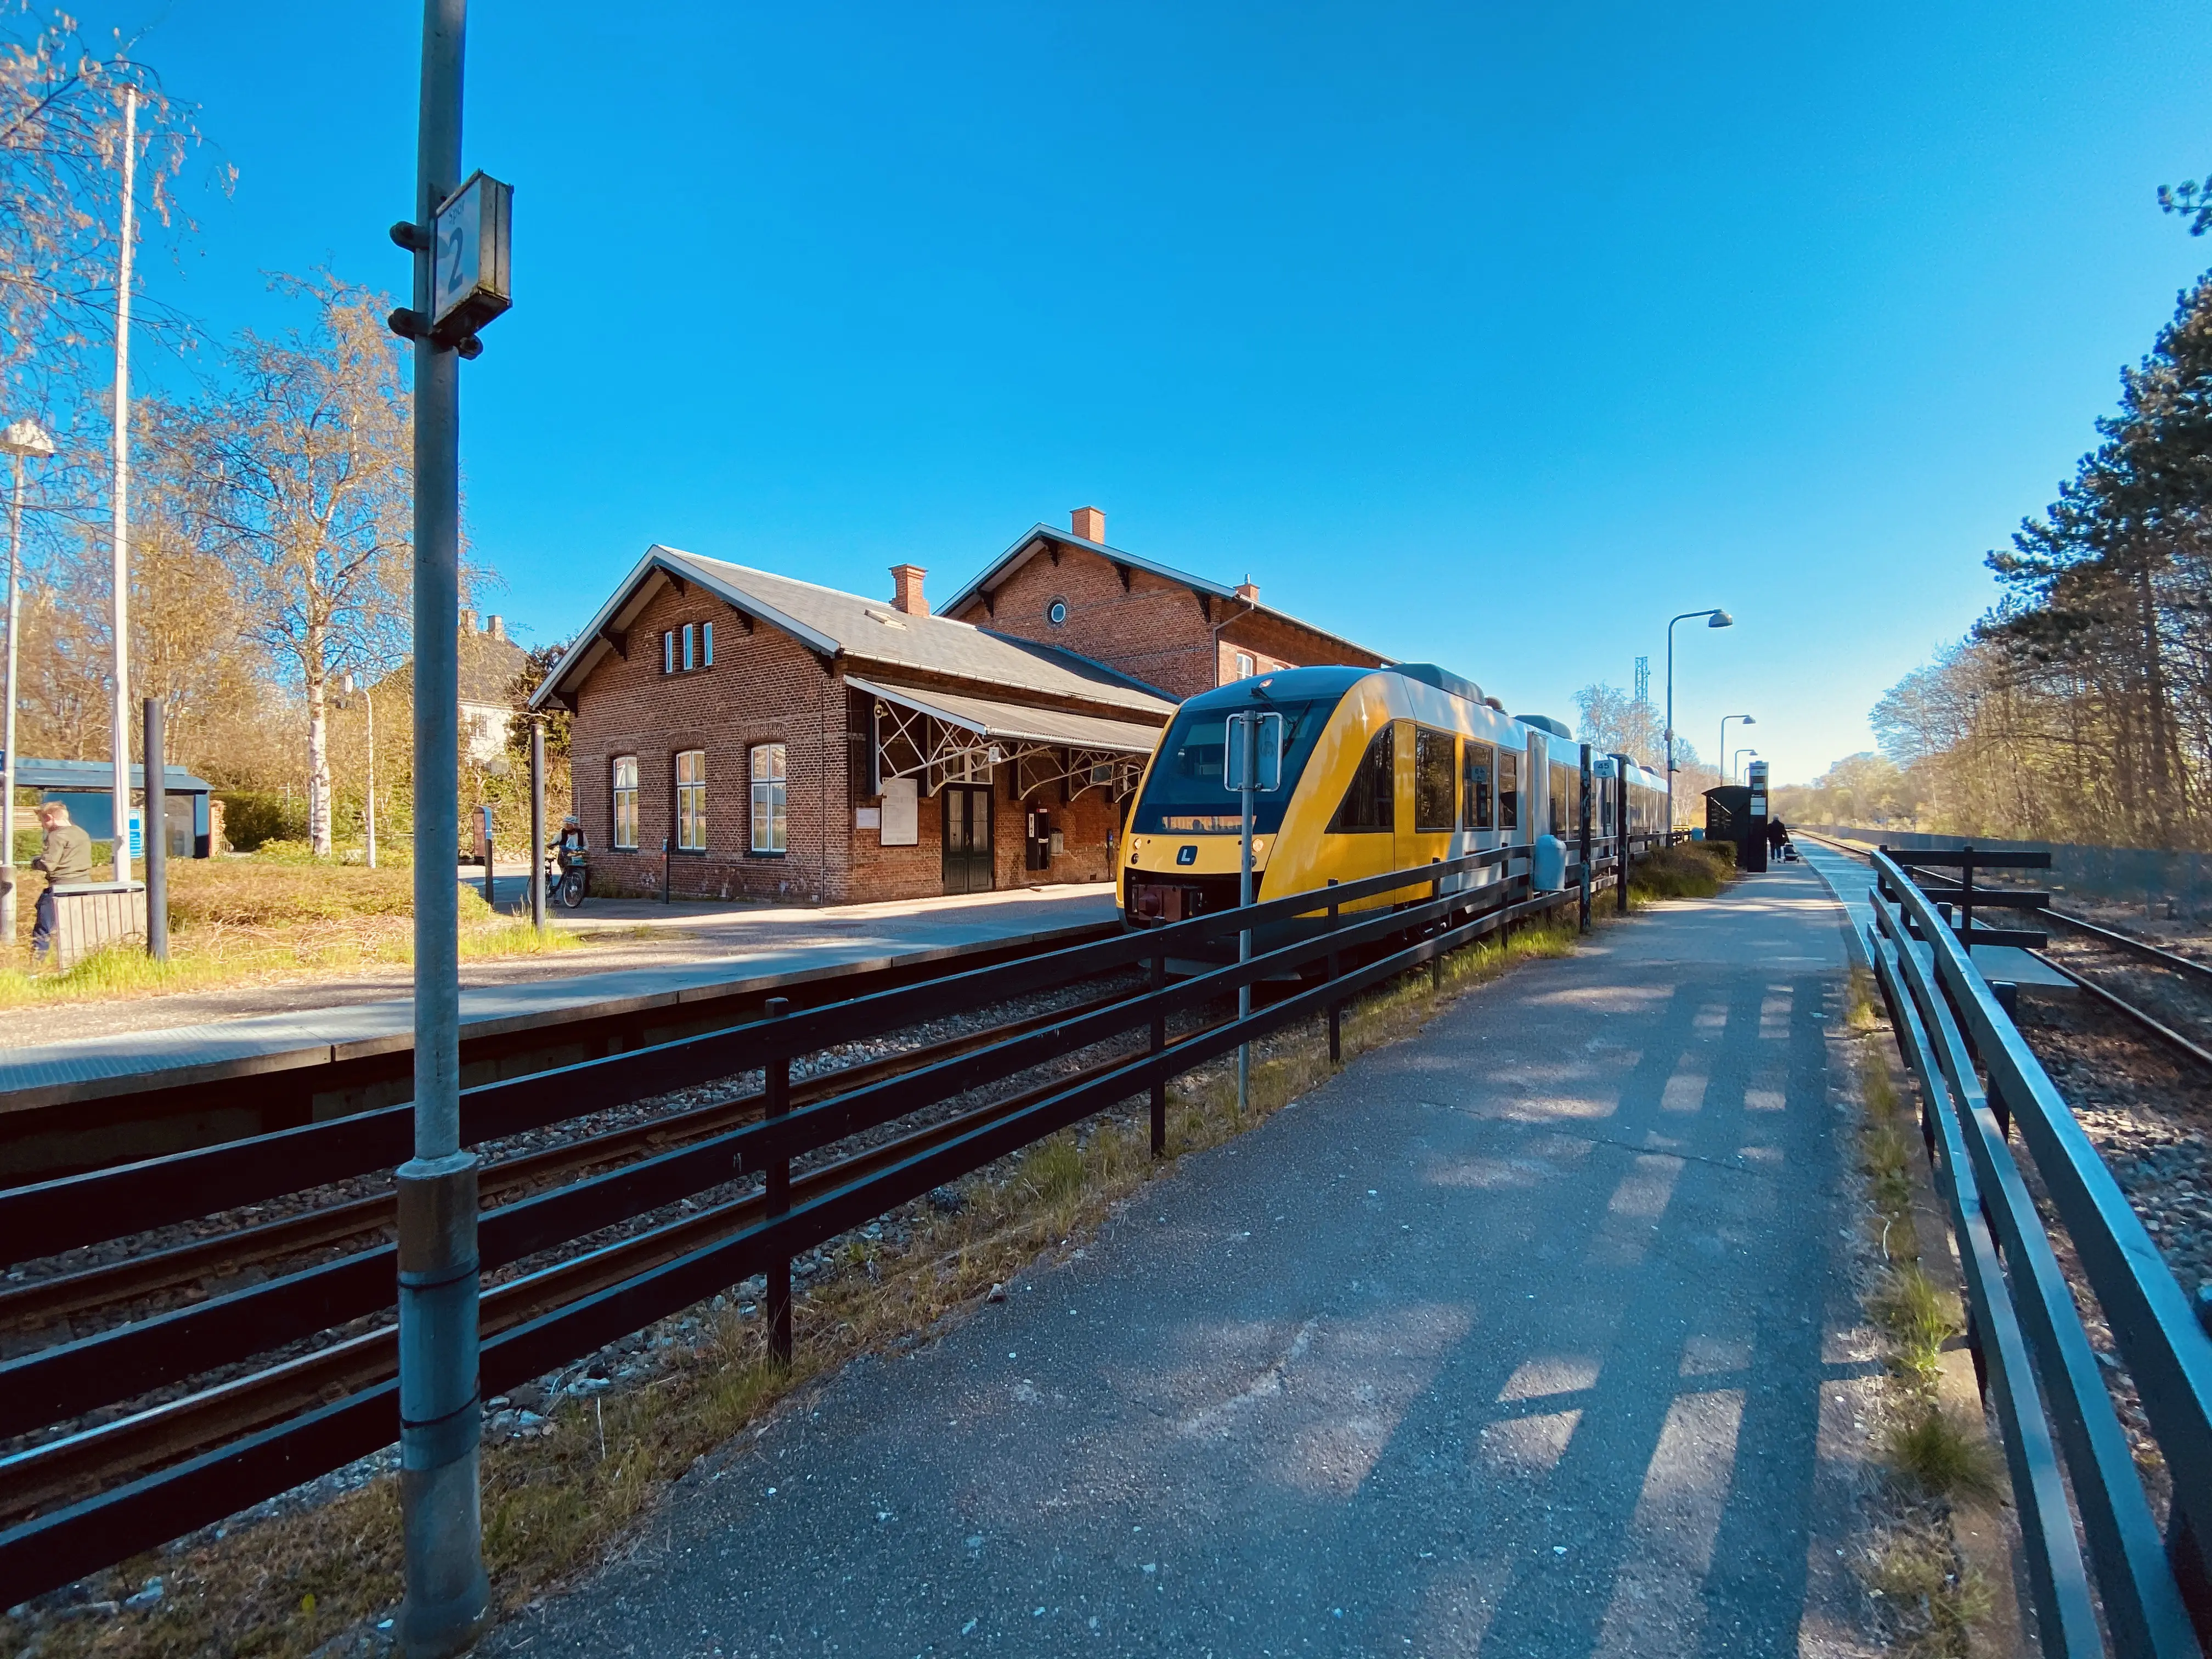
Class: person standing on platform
29,800,91,963
1767,816,1791,860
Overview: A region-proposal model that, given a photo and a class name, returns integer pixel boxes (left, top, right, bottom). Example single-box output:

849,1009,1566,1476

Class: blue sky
83,1,2212,782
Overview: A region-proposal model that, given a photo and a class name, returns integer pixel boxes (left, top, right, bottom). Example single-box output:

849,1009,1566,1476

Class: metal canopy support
867,696,1143,801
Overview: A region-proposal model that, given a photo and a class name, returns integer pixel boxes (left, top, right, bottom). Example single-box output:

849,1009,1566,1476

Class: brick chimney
890,563,928,617
1234,575,1260,603
461,607,478,632
1070,505,1105,544
486,614,506,641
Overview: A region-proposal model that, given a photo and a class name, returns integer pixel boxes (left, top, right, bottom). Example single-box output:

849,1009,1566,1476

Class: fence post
1577,744,1593,934
142,697,167,961
1612,753,1630,915
1326,878,1342,1062
528,718,546,935
1148,954,1167,1156
763,995,793,1364
1430,859,1444,991
1959,845,1976,948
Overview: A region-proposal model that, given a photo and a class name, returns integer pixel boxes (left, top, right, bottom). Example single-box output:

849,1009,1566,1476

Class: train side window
1549,761,1575,837
1414,727,1455,832
1329,725,1395,833
1497,751,1520,832
1462,742,1494,830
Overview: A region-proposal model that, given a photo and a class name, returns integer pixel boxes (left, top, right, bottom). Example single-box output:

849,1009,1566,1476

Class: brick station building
532,509,1385,905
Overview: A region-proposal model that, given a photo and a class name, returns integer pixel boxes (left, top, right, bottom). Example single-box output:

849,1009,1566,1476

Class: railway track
0,1005,1222,1526
0,986,1138,1339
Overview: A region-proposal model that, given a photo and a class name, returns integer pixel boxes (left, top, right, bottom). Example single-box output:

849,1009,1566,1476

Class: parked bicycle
545,817,589,910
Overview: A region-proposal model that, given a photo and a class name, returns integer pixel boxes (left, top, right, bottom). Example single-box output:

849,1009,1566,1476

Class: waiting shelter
4,756,214,858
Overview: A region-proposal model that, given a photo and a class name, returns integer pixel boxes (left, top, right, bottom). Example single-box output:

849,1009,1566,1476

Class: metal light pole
0,418,55,949
391,2,485,1651
109,85,139,884
1734,747,1759,783
341,673,379,870
143,697,166,960
1720,714,1754,782
1664,608,1733,832
1237,715,1255,1115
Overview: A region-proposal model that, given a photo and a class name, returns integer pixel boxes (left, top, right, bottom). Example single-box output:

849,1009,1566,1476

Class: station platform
0,884,1120,1110
484,861,1878,1657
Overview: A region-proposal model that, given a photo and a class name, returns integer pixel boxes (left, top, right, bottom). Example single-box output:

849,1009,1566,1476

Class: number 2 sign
430,171,513,343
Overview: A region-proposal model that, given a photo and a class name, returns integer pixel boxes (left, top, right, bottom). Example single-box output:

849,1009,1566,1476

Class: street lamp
1720,714,1755,782
1666,608,1734,832
339,672,377,870
1734,747,1759,783
0,417,55,949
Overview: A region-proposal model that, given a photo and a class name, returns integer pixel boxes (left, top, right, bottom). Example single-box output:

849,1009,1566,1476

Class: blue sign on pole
127,811,142,861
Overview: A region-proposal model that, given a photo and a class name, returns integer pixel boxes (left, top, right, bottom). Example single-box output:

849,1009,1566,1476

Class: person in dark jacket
30,801,92,962
1766,817,1791,858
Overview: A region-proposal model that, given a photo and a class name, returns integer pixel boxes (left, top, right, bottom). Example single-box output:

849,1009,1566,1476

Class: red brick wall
952,544,1385,697
569,580,1129,906
569,581,852,904
951,546,1216,699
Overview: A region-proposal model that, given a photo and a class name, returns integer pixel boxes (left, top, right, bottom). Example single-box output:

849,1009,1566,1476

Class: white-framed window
1235,652,1254,679
662,631,674,674
681,624,696,671
702,621,714,665
612,755,639,849
750,743,787,854
675,749,707,850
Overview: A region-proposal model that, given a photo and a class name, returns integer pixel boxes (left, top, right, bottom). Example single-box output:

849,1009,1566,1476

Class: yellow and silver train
1120,663,1667,931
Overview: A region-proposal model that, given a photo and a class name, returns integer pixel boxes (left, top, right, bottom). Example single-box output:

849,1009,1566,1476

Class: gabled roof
940,522,1390,665
530,546,1180,721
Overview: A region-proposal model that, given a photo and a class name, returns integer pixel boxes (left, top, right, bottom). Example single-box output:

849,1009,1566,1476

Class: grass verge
1628,840,1737,902
1842,962,1999,1655
0,864,582,1007
2,912,1593,1657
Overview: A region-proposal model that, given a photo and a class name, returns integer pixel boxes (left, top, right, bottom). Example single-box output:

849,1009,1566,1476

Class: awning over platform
845,677,1166,756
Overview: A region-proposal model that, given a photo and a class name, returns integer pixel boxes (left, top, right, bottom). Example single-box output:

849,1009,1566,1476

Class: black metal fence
0,829,1663,1606
1861,848,2212,1655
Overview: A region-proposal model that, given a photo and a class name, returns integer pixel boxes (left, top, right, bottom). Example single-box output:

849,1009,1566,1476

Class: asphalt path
486,863,1876,1658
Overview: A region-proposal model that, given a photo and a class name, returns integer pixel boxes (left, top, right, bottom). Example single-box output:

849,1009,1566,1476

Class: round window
1046,598,1069,627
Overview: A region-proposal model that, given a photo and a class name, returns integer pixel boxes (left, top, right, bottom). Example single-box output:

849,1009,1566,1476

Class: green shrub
218,791,309,851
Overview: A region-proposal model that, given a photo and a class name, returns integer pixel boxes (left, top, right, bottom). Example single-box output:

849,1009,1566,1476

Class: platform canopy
847,675,1165,798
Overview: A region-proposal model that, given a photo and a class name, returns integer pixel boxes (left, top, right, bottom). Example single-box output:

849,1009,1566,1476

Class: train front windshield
1130,696,1340,836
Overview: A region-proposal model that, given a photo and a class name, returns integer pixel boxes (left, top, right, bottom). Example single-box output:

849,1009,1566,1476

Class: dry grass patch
1628,840,1737,902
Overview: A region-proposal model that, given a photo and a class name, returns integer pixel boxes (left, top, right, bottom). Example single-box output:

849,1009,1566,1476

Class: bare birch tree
178,279,410,855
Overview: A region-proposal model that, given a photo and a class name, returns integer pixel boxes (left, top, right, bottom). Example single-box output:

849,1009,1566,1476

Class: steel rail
2026,949,2212,1073
0,989,1135,1334
2033,901,2212,986
0,1012,1225,1526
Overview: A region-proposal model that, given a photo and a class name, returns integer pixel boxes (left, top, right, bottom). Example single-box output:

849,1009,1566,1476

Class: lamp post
1720,714,1754,783
0,418,53,949
1665,608,1734,832
1734,747,1759,783
340,673,377,870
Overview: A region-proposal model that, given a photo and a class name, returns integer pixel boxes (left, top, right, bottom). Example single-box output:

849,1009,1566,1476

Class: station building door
941,785,995,894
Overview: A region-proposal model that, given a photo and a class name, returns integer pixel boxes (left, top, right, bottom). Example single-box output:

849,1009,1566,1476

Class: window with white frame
702,621,714,665
749,743,787,854
1235,652,1254,679
662,631,674,674
681,624,696,671
676,749,707,851
612,755,639,849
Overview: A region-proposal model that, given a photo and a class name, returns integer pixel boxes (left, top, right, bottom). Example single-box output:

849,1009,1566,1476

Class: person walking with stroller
1766,816,1791,861
29,800,91,963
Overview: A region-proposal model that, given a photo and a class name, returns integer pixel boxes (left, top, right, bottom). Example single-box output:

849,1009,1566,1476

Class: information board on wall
881,777,918,846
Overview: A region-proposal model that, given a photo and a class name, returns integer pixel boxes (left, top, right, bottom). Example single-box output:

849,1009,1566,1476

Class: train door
941,785,995,894
1392,718,1418,876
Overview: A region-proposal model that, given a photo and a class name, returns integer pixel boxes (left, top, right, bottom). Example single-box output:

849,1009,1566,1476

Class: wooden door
941,786,996,894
